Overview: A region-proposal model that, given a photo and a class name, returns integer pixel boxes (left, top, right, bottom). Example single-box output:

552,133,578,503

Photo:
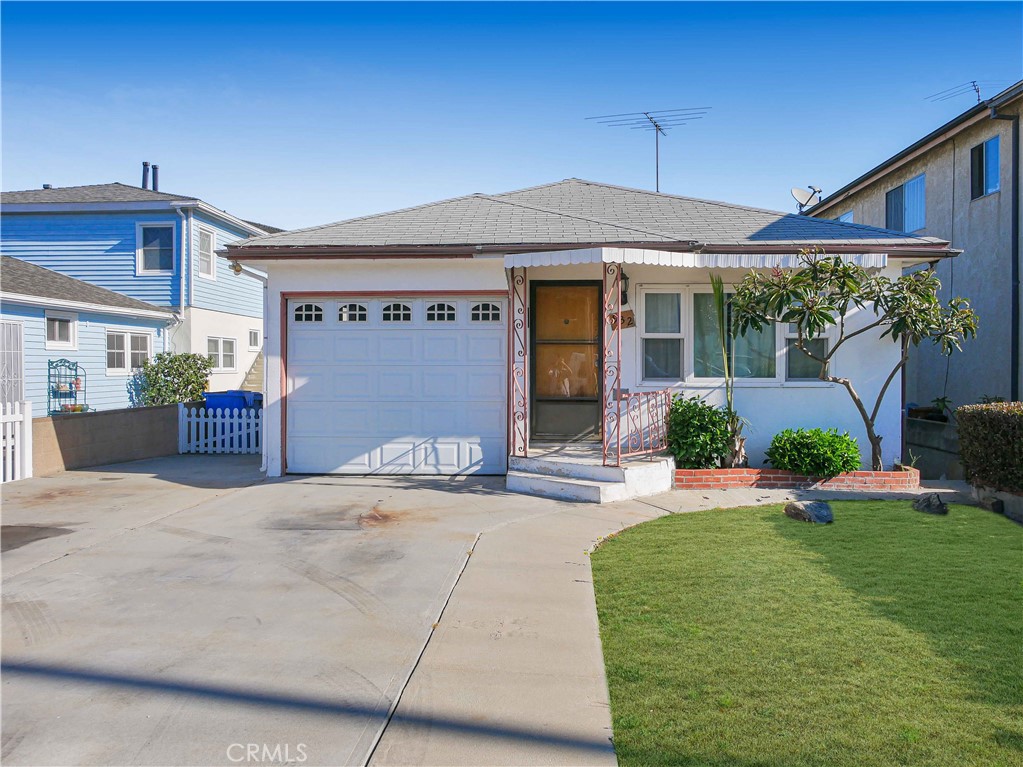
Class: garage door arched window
294,303,323,322
382,303,412,323
426,302,456,322
471,302,501,322
338,303,368,323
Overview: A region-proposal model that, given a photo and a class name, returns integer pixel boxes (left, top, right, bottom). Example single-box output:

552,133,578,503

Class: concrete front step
505,470,632,503
505,455,675,503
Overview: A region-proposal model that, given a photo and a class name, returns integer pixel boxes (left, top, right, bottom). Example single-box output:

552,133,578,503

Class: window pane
885,186,904,231
971,143,985,199
837,211,854,223
734,324,776,378
207,338,220,367
199,230,214,275
106,332,125,370
903,174,926,232
644,293,680,334
222,339,235,369
249,330,260,347
643,338,682,380
130,334,150,368
693,293,724,377
787,339,827,379
47,317,70,343
985,136,1000,195
142,227,174,271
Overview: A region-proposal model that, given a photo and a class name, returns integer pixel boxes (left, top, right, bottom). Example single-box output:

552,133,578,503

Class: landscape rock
912,493,949,515
783,501,833,524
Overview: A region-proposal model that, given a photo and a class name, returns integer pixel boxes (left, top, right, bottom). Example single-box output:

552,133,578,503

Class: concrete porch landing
506,443,674,503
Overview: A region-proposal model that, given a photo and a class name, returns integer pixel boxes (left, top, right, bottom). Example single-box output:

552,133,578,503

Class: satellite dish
791,186,822,213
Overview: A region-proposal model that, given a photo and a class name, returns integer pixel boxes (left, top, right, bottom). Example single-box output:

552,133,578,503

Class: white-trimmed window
426,302,456,322
971,136,1000,199
248,329,261,350
784,323,829,381
106,331,151,373
198,227,216,279
45,311,77,351
641,291,684,381
471,302,501,322
207,337,236,371
294,303,323,322
837,211,854,223
136,224,175,274
885,174,926,232
338,303,367,323
692,291,776,379
382,303,412,323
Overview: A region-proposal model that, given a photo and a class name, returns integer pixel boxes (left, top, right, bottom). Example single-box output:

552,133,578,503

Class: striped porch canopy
504,247,889,270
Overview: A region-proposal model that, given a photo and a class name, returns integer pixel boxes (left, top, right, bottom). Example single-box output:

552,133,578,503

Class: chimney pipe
152,165,159,192
142,161,150,189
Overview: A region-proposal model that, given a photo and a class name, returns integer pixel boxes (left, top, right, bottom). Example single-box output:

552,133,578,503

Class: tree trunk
826,374,886,471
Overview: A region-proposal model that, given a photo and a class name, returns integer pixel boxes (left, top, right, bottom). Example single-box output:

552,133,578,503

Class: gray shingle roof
0,256,174,315
230,178,948,251
1,182,198,205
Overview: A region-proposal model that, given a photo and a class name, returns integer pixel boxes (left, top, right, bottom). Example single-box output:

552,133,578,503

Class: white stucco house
223,179,957,500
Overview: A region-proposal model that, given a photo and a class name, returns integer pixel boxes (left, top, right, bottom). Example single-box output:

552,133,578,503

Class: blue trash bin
202,391,249,413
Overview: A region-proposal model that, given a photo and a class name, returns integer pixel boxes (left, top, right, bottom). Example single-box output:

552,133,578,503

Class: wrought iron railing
604,387,673,466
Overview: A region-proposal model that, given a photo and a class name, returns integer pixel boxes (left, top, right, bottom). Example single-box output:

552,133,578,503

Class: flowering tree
730,249,977,470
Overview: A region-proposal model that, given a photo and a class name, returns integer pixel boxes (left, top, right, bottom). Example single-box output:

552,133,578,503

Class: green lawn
591,501,1022,767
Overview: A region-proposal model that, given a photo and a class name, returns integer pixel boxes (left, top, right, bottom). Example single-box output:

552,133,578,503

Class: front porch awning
504,247,888,270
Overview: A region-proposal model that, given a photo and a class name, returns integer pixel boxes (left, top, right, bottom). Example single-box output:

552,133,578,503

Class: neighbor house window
692,293,776,379
837,211,854,223
641,291,684,381
338,303,367,322
382,303,412,322
137,224,175,273
248,329,261,349
971,136,1000,199
426,302,456,322
207,337,236,371
106,331,151,373
885,174,926,232
784,323,828,380
198,227,216,278
293,303,323,322
45,311,77,351
471,302,501,322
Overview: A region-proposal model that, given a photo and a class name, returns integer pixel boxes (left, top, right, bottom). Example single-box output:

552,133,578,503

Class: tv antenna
791,186,821,214
926,80,997,104
586,107,711,192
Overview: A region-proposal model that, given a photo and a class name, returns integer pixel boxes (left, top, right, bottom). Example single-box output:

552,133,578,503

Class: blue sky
2,2,1020,230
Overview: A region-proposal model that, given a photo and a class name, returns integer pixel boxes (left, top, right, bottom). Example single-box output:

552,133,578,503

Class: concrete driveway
2,455,669,766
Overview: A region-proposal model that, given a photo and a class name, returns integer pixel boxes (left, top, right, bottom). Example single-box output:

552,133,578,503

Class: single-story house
0,256,175,413
224,179,956,498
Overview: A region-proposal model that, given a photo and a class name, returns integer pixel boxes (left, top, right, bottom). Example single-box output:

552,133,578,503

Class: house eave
0,291,176,321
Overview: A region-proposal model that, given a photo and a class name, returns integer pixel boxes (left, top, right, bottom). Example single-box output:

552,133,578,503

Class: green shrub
765,428,862,477
667,395,730,469
957,402,1023,492
137,352,214,406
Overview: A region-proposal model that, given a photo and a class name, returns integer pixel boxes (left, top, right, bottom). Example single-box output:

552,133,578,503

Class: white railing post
20,401,32,480
178,403,186,453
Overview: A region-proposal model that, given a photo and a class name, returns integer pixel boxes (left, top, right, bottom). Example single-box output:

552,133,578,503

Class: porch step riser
509,455,626,483
505,471,631,503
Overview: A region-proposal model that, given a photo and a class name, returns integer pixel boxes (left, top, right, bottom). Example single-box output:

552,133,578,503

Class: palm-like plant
710,274,748,468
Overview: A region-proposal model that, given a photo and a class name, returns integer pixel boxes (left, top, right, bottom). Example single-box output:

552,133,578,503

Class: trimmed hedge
667,395,730,469
957,402,1023,493
765,427,862,478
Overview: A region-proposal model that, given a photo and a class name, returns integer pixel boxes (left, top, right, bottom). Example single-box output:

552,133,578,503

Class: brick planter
673,467,921,491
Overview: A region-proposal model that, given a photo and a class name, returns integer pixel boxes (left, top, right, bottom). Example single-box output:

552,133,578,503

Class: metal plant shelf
48,358,89,415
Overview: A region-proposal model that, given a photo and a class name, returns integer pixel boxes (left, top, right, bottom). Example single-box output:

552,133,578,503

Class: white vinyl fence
1,401,33,483
178,404,262,455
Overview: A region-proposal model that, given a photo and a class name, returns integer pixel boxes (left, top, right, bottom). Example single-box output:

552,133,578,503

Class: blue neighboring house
0,256,175,412
0,176,276,396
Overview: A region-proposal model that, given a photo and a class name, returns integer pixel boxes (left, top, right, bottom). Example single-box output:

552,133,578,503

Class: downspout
991,107,1020,400
174,206,190,352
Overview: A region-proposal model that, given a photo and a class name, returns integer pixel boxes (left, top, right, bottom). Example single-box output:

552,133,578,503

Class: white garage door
286,296,507,474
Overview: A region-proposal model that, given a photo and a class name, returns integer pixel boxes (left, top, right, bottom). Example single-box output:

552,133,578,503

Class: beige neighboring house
808,80,1021,411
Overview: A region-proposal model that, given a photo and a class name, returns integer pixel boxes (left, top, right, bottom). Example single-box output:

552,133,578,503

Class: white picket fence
178,404,262,455
1,401,33,483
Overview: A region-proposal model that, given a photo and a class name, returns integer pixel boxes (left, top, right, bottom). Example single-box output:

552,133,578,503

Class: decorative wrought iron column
509,267,529,457
602,262,622,466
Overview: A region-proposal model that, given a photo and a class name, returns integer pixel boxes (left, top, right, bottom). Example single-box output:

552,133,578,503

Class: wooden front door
530,282,602,440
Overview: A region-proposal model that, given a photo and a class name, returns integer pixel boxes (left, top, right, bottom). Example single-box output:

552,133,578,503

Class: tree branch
869,335,910,425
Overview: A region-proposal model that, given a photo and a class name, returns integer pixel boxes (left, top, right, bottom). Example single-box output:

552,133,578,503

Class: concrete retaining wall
33,403,185,476
674,467,921,491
